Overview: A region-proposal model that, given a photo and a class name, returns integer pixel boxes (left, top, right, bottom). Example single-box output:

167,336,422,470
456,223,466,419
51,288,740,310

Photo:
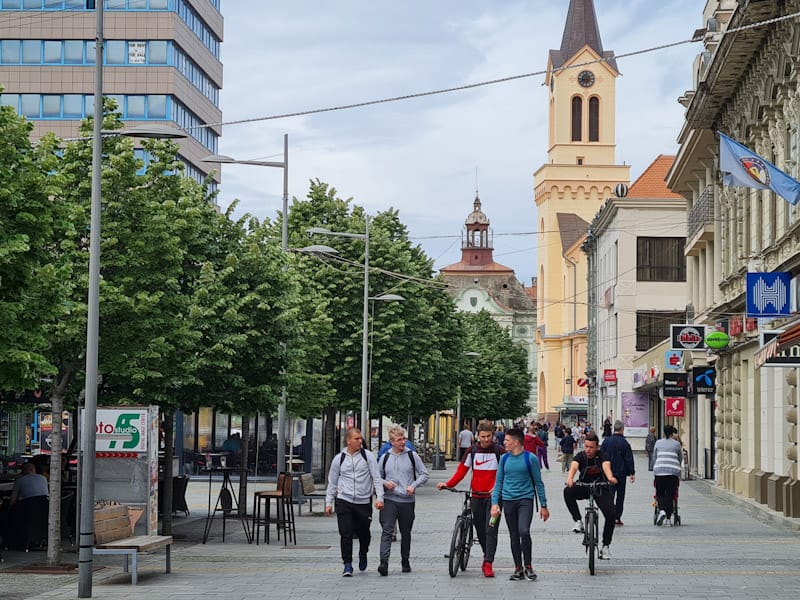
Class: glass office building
0,0,223,185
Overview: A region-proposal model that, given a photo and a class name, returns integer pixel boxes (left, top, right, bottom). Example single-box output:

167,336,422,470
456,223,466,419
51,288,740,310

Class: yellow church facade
534,0,629,420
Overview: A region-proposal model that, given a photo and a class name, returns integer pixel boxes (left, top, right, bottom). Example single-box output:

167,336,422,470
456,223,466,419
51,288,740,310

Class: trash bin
431,454,446,470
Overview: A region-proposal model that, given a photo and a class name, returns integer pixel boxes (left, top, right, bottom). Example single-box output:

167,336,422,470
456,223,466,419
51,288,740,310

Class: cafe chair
252,473,296,546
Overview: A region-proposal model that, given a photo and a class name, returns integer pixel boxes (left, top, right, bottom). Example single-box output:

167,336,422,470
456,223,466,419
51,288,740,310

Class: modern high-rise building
0,0,222,186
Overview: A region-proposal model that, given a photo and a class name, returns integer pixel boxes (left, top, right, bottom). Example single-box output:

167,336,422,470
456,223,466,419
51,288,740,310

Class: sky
213,0,700,285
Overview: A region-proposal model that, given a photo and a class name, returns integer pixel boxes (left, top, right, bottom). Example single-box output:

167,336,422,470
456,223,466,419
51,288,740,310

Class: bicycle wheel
459,516,473,571
448,516,466,577
586,510,597,575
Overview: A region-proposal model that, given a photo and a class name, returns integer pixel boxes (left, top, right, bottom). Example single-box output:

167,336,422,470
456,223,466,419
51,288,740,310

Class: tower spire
549,0,618,72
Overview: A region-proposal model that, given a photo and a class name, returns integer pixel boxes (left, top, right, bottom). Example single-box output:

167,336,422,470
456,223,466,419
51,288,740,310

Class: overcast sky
213,0,700,285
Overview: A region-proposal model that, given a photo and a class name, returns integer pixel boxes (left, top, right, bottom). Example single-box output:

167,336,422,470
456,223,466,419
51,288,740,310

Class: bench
92,504,172,585
296,473,327,515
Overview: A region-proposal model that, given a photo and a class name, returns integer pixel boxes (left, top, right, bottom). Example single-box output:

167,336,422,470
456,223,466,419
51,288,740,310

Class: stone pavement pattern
3,454,800,599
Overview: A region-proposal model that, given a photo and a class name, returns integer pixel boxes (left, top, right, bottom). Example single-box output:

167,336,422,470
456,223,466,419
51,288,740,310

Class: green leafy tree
458,311,531,420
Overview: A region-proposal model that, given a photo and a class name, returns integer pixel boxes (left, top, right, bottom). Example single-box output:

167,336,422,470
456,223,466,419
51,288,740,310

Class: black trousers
335,498,373,564
470,495,498,562
611,476,627,521
655,475,679,518
563,484,616,547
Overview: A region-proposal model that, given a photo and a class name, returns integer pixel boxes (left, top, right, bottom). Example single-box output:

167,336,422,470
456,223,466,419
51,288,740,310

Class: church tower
533,0,630,419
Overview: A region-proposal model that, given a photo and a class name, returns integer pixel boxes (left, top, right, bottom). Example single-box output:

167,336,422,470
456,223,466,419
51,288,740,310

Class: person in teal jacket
491,427,549,582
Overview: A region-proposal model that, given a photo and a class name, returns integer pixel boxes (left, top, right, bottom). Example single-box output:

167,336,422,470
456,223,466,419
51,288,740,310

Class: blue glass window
149,40,167,64
20,94,39,117
127,95,146,118
64,40,83,63
0,0,21,9
44,0,62,8
42,95,61,117
63,94,82,117
43,40,61,63
65,0,84,7
22,0,40,8
106,40,125,64
148,94,166,118
22,40,40,63
0,94,19,109
1,40,19,64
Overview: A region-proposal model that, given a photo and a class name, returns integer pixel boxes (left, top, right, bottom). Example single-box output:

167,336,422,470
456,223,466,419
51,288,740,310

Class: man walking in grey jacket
377,425,429,575
325,428,385,576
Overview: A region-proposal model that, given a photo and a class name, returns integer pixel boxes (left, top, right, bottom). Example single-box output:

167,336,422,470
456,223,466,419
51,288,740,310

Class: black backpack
339,447,368,466
380,450,417,480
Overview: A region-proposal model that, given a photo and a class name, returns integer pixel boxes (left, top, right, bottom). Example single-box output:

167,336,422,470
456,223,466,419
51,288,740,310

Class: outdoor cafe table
201,466,252,544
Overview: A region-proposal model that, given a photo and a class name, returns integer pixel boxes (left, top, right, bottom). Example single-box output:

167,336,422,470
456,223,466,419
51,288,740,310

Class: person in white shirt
458,426,474,460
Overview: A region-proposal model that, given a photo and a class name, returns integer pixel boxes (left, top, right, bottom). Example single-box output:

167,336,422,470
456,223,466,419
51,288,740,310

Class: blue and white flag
718,132,800,205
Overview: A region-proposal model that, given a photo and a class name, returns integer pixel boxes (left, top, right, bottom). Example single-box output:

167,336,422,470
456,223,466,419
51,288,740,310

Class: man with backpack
491,427,549,582
376,425,428,575
437,420,504,578
325,428,385,577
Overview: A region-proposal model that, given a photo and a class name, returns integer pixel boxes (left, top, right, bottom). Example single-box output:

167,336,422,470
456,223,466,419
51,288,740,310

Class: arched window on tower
589,96,599,142
571,96,582,141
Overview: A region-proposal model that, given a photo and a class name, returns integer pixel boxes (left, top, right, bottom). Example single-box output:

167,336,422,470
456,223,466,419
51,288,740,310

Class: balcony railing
687,185,714,240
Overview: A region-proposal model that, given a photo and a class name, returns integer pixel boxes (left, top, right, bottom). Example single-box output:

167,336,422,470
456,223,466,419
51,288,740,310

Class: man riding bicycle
563,432,617,560
437,420,503,578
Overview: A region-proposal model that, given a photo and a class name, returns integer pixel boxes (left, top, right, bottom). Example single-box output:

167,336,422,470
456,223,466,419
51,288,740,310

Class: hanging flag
718,132,800,205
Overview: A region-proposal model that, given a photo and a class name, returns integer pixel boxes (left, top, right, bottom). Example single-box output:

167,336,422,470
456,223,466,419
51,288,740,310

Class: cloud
216,0,699,284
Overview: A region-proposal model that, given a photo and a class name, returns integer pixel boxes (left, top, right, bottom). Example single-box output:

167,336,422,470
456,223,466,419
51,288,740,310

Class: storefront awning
754,336,780,369
778,322,800,352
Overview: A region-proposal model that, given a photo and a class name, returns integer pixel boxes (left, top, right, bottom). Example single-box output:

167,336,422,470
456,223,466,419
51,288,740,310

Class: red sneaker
482,561,495,578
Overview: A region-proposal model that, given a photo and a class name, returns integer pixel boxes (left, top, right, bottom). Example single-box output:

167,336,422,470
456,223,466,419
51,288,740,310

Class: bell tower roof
549,0,618,72
465,194,489,225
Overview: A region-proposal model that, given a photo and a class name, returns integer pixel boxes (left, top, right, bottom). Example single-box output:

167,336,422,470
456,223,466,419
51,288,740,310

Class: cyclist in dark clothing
563,432,617,560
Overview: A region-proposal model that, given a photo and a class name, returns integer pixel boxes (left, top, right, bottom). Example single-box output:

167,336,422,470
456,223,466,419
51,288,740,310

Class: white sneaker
656,510,667,526
599,545,611,559
572,520,584,533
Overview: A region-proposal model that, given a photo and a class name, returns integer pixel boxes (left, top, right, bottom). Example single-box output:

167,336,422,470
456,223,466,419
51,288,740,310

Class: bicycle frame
444,488,474,577
574,481,610,575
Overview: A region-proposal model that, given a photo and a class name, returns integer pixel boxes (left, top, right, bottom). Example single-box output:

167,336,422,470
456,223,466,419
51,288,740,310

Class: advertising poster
620,391,649,437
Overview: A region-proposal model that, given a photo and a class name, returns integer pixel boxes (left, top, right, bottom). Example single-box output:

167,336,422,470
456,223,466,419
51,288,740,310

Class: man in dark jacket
600,420,635,525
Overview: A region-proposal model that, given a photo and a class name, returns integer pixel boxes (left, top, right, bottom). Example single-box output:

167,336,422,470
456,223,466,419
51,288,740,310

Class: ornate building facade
440,194,538,414
667,0,800,517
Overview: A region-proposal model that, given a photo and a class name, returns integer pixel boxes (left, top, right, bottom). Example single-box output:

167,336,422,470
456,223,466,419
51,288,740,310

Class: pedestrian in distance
653,425,682,526
645,426,657,471
437,420,504,578
324,428,385,577
491,427,549,582
377,425,428,575
458,424,474,460
559,427,577,473
563,431,618,560
602,413,613,438
600,420,635,525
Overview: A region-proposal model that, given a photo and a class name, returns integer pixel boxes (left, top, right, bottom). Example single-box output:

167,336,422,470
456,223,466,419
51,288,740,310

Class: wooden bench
296,473,327,515
92,504,172,585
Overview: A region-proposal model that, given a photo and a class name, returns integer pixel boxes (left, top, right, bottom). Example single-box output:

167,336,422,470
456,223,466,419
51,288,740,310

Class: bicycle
443,488,474,577
574,481,611,575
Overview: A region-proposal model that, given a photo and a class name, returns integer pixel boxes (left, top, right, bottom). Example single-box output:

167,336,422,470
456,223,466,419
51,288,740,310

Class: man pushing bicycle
564,432,617,560
437,420,503,577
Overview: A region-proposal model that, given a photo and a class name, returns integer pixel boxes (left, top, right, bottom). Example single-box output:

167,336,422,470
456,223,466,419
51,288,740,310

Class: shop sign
665,397,685,417
663,372,688,397
670,324,707,351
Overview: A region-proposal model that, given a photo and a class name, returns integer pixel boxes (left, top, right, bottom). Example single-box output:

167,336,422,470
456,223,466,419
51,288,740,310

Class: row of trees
0,103,532,563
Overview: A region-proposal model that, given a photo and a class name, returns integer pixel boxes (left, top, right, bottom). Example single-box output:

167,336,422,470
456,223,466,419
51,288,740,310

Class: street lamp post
367,293,404,446
79,3,185,590
307,217,372,431
202,134,289,474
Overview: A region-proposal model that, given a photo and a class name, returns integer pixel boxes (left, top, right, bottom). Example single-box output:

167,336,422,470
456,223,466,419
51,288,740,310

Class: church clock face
577,70,595,88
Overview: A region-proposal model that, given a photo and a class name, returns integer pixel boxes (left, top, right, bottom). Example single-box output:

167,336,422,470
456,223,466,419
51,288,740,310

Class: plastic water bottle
489,513,500,527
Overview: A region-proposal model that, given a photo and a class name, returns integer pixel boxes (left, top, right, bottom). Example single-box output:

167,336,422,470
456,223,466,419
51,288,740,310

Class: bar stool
253,472,286,545
274,472,296,545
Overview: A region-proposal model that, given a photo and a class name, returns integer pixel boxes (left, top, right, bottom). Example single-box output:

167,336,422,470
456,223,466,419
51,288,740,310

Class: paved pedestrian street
4,455,800,599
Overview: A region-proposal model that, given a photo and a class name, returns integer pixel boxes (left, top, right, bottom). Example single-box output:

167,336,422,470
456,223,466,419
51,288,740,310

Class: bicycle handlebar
574,481,612,494
441,487,471,496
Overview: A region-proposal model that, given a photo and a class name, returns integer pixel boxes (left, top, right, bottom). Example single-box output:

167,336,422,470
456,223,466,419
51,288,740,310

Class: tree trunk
161,411,174,536
238,418,250,517
322,407,337,481
46,394,63,566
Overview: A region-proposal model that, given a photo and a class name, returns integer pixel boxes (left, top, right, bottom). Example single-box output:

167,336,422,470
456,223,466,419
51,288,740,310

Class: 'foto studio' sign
95,408,148,452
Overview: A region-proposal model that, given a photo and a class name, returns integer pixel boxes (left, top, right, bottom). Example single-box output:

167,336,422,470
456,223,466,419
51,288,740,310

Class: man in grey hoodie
325,428,385,577
377,425,429,575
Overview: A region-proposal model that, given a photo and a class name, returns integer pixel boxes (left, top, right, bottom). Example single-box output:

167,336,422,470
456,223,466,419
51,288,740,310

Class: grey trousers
379,499,415,564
